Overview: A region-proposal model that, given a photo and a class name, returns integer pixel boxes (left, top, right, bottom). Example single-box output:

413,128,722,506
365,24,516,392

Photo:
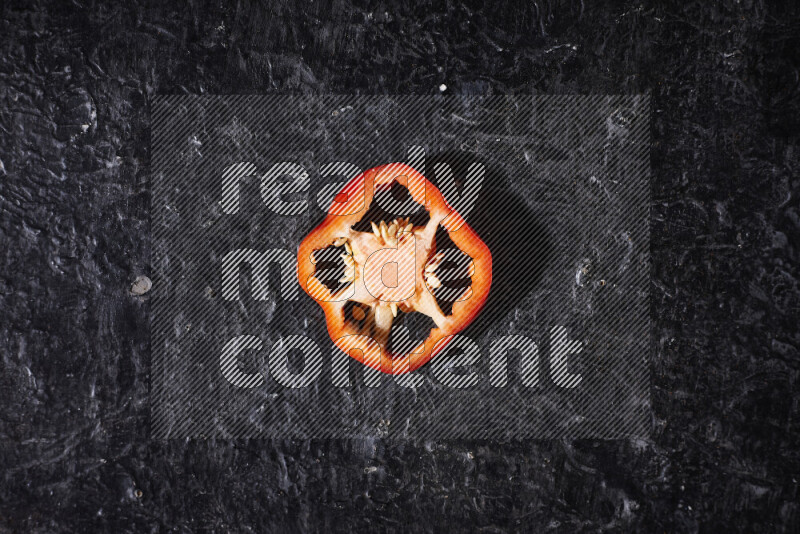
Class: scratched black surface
1,0,798,532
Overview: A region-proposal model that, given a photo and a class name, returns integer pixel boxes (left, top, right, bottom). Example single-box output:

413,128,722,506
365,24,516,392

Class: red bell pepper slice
297,162,492,375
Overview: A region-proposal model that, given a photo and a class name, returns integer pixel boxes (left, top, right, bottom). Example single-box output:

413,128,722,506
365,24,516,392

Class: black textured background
1,0,798,532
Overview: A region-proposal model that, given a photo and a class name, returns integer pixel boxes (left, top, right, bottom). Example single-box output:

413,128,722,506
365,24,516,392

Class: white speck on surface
438,84,447,92
130,275,152,296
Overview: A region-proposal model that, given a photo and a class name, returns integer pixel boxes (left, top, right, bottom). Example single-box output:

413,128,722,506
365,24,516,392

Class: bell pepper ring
297,162,492,375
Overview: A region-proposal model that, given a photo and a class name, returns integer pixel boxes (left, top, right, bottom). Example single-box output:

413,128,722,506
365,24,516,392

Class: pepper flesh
297,162,492,374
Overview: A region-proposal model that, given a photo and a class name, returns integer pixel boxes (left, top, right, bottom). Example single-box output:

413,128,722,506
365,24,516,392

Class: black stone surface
1,0,798,531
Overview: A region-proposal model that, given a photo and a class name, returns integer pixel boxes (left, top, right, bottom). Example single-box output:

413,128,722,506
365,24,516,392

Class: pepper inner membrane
312,180,475,352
